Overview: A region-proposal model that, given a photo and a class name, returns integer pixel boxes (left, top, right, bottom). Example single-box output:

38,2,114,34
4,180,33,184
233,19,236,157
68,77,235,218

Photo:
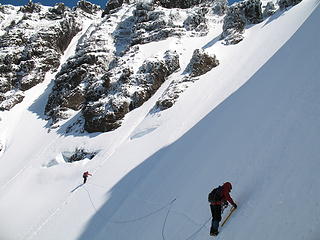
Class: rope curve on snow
161,200,175,240
83,186,212,240
184,217,211,240
83,186,176,224
110,198,176,224
83,186,98,211
170,210,210,229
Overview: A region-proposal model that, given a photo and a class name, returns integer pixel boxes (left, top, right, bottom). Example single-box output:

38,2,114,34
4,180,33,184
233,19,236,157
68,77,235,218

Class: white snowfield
0,0,320,239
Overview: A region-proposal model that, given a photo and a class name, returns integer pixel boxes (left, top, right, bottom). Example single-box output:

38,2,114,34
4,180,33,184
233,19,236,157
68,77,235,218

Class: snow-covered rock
186,48,219,77
155,49,219,111
279,0,303,10
0,1,101,111
82,50,180,132
221,0,264,44
262,1,277,17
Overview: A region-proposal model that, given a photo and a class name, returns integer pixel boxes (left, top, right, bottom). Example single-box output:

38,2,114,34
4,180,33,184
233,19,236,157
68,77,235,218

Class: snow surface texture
0,0,319,239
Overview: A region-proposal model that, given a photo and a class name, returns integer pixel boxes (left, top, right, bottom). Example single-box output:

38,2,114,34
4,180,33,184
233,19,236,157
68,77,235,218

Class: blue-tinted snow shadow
261,4,306,28
262,9,286,28
202,35,221,49
71,183,84,193
27,77,55,126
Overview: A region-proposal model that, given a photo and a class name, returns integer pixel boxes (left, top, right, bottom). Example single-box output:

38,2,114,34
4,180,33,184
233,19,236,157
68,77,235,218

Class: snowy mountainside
0,0,319,239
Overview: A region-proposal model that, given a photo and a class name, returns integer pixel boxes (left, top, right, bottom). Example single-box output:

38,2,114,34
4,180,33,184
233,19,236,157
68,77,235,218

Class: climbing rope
184,217,211,240
111,198,176,224
83,185,176,224
83,185,211,240
161,201,175,240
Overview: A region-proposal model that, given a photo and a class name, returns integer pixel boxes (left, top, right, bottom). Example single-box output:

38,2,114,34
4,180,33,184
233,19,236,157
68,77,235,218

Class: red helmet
223,182,232,191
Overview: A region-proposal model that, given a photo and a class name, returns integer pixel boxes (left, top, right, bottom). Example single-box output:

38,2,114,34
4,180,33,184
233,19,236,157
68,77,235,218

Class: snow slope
0,0,319,239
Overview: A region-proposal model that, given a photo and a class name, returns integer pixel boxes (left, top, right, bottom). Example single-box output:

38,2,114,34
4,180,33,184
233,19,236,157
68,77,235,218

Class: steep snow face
0,0,319,240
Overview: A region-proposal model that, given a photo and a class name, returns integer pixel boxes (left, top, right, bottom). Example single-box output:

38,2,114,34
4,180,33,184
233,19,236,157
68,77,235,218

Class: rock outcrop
155,0,207,9
278,0,303,10
186,49,219,77
221,0,263,45
102,0,130,16
82,50,180,132
156,49,219,111
0,1,101,111
263,2,277,17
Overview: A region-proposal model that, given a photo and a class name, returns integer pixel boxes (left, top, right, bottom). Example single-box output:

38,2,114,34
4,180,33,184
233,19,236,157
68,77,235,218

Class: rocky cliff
0,0,101,110
0,0,303,132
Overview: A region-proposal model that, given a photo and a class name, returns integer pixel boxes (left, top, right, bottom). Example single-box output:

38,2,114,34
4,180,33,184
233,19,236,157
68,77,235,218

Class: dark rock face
0,91,24,111
76,0,101,14
47,3,68,19
129,2,184,48
19,1,41,13
263,2,276,17
83,101,129,132
0,3,100,111
114,0,221,53
45,53,107,123
82,50,180,133
278,0,302,10
186,49,219,77
64,148,98,163
221,0,263,45
183,8,208,32
242,0,264,24
212,0,228,16
44,9,116,124
221,7,246,44
102,0,128,16
156,49,218,111
112,0,228,54
155,0,206,9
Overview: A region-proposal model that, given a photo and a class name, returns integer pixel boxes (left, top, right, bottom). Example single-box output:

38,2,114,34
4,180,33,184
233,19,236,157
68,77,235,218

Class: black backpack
208,186,223,202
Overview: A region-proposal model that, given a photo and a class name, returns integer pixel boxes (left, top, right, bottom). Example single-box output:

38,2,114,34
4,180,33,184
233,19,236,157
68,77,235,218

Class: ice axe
221,206,236,227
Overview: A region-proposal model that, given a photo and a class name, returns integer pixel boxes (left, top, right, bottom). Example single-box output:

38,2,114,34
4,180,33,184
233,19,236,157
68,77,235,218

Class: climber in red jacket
83,171,92,184
208,182,237,236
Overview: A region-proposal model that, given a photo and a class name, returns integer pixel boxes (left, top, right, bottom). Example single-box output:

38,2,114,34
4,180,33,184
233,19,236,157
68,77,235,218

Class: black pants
210,204,222,233
83,176,87,184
